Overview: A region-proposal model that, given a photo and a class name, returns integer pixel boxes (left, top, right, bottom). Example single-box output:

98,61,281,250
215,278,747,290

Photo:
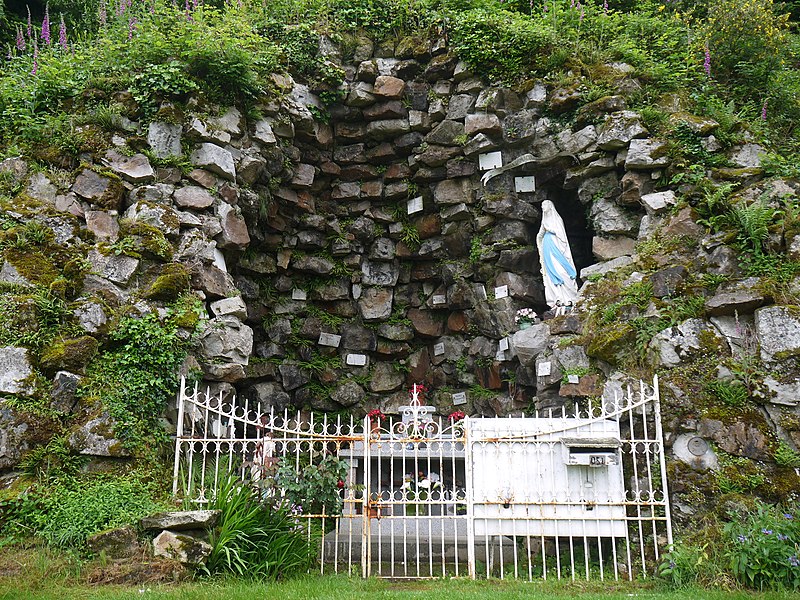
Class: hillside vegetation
2,0,800,592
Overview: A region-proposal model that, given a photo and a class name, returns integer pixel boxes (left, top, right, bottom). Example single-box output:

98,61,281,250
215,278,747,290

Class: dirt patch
84,557,188,586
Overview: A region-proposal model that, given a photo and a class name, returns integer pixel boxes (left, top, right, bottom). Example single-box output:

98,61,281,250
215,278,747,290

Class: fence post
361,415,371,578
171,376,187,496
464,416,476,579
652,374,673,548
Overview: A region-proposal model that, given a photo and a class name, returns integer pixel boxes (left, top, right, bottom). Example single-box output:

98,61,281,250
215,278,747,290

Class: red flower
449,410,466,422
337,480,345,489
367,409,385,422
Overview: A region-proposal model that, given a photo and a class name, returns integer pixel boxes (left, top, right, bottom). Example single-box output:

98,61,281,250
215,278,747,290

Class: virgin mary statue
536,200,579,309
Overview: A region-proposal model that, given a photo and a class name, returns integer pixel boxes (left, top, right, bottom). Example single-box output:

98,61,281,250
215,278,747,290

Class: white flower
418,478,431,489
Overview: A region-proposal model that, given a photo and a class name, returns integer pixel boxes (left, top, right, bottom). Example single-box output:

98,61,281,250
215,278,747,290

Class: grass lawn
1,545,796,600
3,577,800,600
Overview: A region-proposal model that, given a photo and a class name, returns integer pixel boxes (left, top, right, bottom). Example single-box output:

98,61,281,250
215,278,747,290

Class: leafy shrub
700,0,789,91
725,503,800,590
41,478,160,547
2,477,161,548
658,541,711,588
79,307,195,447
449,9,554,82
205,476,315,579
130,61,199,117
275,454,348,516
328,0,416,38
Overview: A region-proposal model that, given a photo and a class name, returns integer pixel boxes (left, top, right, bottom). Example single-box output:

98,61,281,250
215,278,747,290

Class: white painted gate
173,376,672,580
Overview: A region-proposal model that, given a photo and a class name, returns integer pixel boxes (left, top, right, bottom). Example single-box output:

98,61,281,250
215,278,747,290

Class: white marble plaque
433,342,445,356
499,337,509,352
514,175,536,193
567,374,580,384
291,288,307,301
432,294,447,305
495,349,507,361
452,392,467,406
537,361,552,377
346,353,367,366
478,151,503,171
407,196,424,214
494,285,508,299
318,332,342,347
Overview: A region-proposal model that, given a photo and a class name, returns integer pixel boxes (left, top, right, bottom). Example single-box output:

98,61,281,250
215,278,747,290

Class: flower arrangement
401,470,443,516
515,308,537,325
367,409,385,422
449,410,466,422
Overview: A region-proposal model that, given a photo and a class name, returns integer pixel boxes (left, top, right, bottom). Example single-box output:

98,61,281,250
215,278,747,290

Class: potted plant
515,308,538,330
448,410,466,423
408,383,429,403
367,409,384,435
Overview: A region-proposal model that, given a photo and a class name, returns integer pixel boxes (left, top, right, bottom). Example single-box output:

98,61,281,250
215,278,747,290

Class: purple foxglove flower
703,47,711,77
99,2,107,26
761,99,768,121
16,26,25,51
58,15,67,51
31,40,38,75
128,16,137,40
42,5,51,45
27,6,33,38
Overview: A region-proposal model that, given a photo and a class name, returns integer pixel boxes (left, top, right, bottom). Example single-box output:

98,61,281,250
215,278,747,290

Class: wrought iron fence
172,376,671,580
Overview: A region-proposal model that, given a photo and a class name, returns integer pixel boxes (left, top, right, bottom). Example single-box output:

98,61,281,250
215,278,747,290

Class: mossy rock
142,263,191,301
118,221,174,261
4,248,60,286
586,322,635,364
40,335,99,375
90,168,125,211
710,166,765,181
1,193,52,219
155,103,185,125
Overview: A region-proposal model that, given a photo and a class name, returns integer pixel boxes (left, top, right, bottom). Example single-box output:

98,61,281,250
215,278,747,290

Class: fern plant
728,199,775,256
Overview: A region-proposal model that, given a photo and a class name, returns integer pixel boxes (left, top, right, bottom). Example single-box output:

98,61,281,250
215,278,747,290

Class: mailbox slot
562,437,620,467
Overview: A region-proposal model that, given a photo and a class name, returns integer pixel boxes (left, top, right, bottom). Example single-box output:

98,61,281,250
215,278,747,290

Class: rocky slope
1,34,799,521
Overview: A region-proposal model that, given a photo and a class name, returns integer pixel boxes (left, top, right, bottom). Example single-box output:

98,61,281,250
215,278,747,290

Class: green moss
142,263,190,301
4,249,60,286
586,322,635,364
40,336,99,374
118,221,174,261
90,169,125,210
764,466,800,501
